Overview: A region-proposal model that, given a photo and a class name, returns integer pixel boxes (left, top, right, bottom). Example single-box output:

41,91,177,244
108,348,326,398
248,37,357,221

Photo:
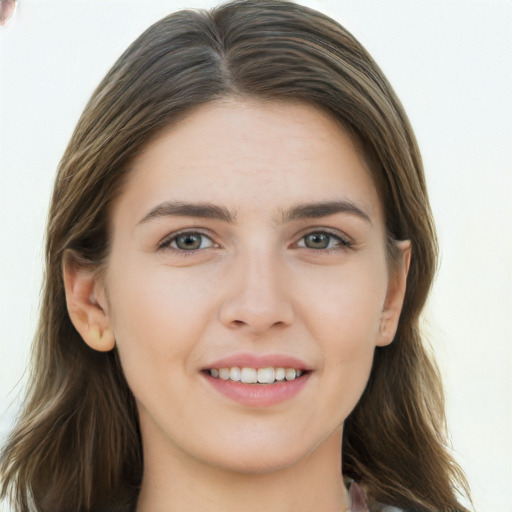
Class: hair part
1,1,471,510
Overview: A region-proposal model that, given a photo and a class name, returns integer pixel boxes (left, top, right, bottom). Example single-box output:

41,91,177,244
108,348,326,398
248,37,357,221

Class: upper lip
203,352,312,371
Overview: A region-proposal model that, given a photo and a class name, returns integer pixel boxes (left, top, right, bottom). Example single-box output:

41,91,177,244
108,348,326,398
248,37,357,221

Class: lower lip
203,372,311,407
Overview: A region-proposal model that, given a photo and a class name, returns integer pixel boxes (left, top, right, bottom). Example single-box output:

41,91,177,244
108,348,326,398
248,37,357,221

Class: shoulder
347,480,407,512
371,505,406,512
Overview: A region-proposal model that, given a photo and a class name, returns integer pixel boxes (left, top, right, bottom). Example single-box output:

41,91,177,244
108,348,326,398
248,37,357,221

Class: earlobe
62,251,115,352
85,324,116,352
377,240,411,347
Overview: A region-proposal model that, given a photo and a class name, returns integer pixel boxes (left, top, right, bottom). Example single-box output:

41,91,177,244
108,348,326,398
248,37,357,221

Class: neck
135,428,348,512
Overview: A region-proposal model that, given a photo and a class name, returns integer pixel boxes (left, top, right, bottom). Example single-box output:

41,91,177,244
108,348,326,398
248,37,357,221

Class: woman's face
95,98,408,474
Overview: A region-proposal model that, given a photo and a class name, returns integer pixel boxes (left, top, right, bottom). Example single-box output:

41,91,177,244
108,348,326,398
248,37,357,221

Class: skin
64,98,410,512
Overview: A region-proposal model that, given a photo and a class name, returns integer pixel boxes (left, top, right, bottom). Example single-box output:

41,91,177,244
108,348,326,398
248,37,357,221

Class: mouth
204,366,309,384
201,358,312,407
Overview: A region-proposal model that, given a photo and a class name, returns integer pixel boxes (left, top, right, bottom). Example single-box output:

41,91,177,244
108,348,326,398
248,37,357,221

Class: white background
1,1,511,511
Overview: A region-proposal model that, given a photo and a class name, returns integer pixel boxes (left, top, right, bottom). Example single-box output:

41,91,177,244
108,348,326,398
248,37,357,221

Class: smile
207,366,305,384
203,368,311,407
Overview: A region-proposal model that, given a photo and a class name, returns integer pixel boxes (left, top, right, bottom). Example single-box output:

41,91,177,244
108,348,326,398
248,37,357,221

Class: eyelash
157,229,353,255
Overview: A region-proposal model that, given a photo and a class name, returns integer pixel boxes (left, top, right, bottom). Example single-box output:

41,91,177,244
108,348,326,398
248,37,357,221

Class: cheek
298,257,388,348
105,258,217,377
296,259,387,412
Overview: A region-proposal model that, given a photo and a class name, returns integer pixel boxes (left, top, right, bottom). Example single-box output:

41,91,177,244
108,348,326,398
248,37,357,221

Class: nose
218,248,296,334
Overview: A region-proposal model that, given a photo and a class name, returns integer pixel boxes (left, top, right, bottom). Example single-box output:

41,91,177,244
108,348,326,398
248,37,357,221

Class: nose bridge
219,240,295,333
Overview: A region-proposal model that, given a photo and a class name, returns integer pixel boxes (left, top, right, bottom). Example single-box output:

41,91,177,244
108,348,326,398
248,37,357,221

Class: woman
0,0,471,510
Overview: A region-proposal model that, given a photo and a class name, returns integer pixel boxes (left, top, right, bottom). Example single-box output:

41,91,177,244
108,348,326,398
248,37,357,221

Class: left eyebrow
137,201,237,226
278,200,372,225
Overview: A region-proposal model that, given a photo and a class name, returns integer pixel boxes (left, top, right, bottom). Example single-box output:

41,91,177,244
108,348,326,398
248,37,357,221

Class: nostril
218,286,296,333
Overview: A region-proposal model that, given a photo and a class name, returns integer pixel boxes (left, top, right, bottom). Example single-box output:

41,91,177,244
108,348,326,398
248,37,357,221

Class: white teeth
241,367,258,383
257,367,275,384
209,366,305,384
275,368,285,381
285,368,296,381
218,367,230,380
229,367,241,381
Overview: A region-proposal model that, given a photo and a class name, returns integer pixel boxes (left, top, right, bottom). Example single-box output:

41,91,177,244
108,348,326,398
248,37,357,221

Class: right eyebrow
137,201,237,226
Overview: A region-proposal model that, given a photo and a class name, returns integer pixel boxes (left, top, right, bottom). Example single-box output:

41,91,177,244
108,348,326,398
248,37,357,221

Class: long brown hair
1,1,471,510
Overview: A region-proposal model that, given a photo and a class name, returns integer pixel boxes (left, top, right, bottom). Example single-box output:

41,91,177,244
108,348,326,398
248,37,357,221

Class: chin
208,448,308,476
198,429,324,476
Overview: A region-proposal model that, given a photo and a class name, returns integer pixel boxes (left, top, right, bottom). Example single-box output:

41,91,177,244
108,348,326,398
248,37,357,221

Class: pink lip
203,371,311,407
203,352,312,371
201,352,312,407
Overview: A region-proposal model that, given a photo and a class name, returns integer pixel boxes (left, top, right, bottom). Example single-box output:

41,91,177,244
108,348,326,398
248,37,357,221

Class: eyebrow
137,201,236,225
137,199,371,226
279,200,372,225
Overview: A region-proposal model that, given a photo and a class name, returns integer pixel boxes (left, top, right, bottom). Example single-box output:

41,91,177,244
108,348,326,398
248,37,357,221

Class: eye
297,231,351,251
159,231,215,252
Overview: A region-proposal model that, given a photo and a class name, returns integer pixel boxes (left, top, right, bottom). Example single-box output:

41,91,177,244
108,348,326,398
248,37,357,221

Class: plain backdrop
1,1,511,511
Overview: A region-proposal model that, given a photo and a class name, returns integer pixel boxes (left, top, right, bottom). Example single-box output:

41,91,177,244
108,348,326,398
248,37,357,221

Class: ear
376,240,411,347
62,251,115,352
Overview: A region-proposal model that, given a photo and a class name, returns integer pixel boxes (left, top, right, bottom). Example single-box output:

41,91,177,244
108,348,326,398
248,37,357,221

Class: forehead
115,98,383,227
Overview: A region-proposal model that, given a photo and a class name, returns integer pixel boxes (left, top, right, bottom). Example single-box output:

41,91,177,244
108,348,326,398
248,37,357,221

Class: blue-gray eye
299,232,347,250
305,233,330,249
171,233,214,251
